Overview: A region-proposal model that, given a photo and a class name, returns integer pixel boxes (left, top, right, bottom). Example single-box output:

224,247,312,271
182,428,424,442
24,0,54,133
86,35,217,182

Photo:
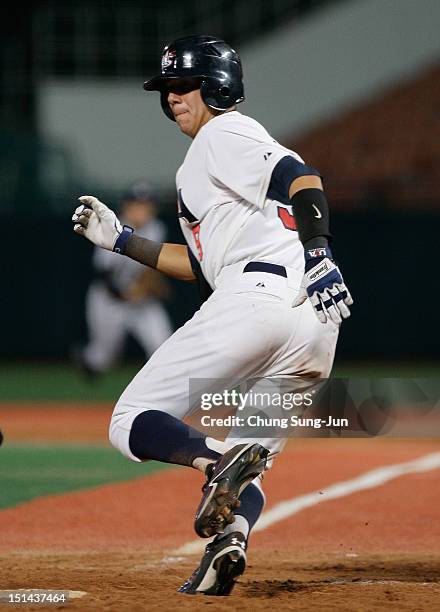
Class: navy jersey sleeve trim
267,155,321,205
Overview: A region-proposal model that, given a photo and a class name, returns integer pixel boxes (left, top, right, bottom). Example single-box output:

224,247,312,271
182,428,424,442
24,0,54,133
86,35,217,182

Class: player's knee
109,410,143,463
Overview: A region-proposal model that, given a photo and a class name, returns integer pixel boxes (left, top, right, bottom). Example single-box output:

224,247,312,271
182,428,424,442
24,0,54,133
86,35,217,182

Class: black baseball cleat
194,443,269,538
179,531,247,596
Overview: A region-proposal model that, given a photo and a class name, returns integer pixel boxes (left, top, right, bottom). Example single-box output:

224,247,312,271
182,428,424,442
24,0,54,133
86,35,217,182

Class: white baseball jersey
176,111,307,289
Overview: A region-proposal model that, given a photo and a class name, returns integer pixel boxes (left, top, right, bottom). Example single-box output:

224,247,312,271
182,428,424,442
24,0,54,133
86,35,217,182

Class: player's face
166,78,214,138
122,199,154,229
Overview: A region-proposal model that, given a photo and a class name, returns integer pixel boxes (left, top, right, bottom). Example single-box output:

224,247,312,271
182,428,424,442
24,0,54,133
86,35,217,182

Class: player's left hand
72,195,134,253
292,247,353,324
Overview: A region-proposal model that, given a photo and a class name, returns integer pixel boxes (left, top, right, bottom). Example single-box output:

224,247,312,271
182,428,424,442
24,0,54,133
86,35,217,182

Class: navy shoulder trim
267,155,320,205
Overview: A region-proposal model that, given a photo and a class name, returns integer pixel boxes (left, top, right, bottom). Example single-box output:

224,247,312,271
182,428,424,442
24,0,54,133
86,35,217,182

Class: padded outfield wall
1,207,437,361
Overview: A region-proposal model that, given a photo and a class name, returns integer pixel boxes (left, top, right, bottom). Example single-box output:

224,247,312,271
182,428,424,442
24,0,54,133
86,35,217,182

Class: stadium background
1,1,439,610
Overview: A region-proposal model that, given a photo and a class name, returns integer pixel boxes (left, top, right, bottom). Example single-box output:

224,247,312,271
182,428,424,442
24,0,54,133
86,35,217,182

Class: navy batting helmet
121,180,155,204
143,35,245,121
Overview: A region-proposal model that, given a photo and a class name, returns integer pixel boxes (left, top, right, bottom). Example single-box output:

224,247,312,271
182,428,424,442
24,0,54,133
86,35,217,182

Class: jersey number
178,189,203,261
192,224,203,261
277,206,297,231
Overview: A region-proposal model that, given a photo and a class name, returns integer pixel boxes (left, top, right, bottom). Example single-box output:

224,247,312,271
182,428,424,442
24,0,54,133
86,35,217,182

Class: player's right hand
72,195,123,251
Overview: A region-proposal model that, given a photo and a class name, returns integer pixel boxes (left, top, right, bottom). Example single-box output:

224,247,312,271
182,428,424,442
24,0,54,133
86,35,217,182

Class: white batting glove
72,195,133,252
292,247,353,324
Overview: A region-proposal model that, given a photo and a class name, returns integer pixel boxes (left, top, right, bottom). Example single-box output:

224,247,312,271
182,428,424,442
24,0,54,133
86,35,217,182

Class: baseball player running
72,35,352,596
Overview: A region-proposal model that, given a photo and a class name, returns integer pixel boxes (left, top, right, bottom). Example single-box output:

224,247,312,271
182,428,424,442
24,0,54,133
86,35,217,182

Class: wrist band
113,225,134,254
304,246,333,272
305,246,333,261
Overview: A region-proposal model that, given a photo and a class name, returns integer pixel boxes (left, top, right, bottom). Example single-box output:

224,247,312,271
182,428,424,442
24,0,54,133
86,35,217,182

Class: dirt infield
0,403,112,443
1,405,440,610
2,551,439,611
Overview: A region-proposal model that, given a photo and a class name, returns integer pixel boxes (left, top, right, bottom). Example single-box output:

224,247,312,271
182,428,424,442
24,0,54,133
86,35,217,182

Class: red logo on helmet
162,49,176,70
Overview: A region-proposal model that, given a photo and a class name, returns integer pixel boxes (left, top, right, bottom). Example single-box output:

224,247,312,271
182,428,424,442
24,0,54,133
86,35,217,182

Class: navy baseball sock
222,482,265,539
128,410,221,466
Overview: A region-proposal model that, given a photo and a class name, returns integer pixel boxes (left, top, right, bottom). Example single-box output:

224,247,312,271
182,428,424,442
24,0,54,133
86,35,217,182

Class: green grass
0,444,172,509
334,362,440,378
0,362,438,402
0,363,140,401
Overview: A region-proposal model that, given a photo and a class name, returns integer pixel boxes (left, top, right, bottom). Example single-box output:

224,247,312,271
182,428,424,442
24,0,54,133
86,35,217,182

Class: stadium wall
37,0,440,189
2,209,437,361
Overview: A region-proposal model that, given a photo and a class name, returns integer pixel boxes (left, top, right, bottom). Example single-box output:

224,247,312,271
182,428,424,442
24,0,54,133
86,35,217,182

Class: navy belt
243,261,287,278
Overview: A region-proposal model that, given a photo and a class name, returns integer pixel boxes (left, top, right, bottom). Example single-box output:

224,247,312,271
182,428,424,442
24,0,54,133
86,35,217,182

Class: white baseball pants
109,264,339,463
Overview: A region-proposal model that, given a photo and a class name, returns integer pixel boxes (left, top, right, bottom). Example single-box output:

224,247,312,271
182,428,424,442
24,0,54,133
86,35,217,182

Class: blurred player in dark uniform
75,181,173,378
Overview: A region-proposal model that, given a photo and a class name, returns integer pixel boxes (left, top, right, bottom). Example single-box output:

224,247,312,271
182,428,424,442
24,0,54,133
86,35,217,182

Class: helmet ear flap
200,78,241,111
218,85,231,98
